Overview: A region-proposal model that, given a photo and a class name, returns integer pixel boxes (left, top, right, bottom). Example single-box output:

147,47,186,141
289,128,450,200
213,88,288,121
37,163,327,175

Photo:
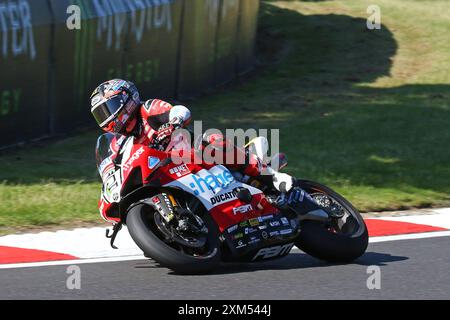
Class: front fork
143,191,207,236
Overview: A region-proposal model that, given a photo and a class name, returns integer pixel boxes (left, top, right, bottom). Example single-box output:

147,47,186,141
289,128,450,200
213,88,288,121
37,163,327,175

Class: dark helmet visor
92,95,127,127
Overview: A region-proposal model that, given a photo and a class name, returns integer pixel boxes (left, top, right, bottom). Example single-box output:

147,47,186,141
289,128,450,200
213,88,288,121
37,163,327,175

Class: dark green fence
0,0,259,148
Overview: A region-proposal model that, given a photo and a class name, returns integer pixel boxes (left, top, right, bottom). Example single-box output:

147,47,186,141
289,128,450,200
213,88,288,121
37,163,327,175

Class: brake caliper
150,193,175,223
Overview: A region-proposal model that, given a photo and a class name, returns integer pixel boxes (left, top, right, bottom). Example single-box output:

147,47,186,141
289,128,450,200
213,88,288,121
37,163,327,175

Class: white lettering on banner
93,0,173,51
0,0,36,60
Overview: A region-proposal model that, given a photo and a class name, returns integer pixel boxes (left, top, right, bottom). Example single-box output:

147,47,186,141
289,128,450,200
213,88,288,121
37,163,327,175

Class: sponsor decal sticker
280,228,293,235
98,157,113,175
249,218,260,227
189,167,235,196
124,146,145,169
249,237,261,245
261,231,269,240
210,190,238,205
233,233,244,240
269,221,280,227
169,164,190,177
261,215,274,221
148,156,160,169
233,204,253,215
239,221,248,227
244,227,258,235
236,240,246,249
227,225,238,233
252,243,294,260
281,217,289,225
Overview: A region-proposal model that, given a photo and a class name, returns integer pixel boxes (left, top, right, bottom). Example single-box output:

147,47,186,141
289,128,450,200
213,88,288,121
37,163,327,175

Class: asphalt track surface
1,236,449,300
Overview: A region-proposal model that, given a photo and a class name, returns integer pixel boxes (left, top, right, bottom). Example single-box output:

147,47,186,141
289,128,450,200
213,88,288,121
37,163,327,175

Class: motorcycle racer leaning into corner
90,79,304,222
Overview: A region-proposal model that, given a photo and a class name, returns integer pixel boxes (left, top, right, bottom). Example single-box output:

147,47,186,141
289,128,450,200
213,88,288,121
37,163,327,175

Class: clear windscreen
95,133,123,175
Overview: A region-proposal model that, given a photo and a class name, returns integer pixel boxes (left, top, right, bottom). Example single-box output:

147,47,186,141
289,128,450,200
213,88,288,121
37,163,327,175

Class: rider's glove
169,116,184,129
154,123,175,147
272,171,294,193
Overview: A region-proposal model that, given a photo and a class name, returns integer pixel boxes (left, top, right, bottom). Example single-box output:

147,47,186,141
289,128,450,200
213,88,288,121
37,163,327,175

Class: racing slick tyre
294,180,369,263
126,203,221,274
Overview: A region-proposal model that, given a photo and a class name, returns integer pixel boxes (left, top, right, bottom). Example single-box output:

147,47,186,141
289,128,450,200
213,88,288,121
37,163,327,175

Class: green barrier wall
0,0,259,148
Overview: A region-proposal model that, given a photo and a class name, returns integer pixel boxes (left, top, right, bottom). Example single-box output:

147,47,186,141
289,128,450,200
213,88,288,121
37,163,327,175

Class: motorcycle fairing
163,165,278,231
164,165,259,210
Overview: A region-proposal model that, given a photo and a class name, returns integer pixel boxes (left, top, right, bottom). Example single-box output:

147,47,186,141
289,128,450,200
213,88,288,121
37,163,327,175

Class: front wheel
126,203,221,274
294,180,368,262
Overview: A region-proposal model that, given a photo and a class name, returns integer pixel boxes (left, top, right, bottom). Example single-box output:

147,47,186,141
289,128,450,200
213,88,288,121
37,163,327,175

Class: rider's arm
138,99,191,146
141,99,191,130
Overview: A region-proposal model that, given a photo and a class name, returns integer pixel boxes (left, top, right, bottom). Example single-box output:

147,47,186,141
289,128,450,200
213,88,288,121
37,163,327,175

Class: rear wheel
294,180,368,262
126,202,221,274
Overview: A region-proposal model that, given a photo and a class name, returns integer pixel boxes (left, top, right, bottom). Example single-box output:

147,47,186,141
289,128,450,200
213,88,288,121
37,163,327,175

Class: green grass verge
0,0,449,234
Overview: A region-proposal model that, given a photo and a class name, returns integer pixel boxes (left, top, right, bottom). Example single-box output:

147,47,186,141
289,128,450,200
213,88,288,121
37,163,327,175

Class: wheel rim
153,212,207,248
308,189,365,237
141,206,218,259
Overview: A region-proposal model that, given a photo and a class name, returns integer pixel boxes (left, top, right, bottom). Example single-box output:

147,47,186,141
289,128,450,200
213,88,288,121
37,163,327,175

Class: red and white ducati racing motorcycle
96,133,368,274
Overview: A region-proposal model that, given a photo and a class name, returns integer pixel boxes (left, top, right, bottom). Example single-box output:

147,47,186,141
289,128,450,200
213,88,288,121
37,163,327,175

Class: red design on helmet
90,79,140,134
